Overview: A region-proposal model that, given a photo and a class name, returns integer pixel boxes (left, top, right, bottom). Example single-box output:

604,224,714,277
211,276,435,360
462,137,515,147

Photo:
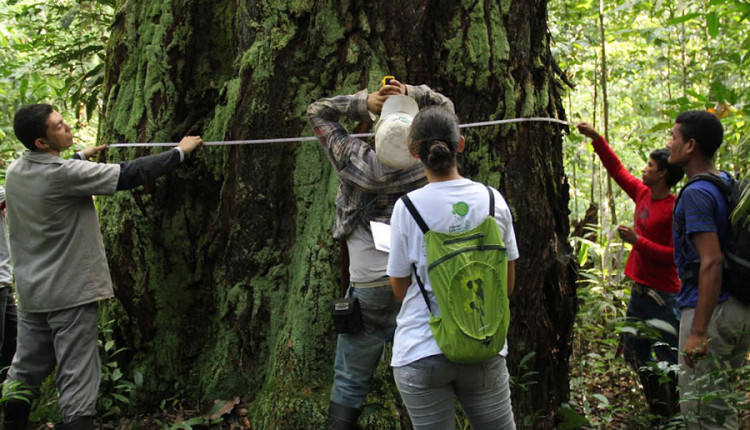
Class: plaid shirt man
308,85,453,240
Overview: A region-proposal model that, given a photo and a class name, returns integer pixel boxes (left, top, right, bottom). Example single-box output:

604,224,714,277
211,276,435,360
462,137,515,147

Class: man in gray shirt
3,104,202,430
308,80,452,429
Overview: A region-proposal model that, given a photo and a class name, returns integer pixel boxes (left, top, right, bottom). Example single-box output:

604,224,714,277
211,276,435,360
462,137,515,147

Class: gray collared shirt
6,151,120,312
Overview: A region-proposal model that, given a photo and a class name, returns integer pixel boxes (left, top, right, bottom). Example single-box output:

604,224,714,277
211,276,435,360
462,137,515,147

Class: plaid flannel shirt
308,85,453,240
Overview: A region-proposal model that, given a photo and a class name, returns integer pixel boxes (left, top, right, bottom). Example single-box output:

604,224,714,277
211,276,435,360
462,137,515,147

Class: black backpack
676,173,750,303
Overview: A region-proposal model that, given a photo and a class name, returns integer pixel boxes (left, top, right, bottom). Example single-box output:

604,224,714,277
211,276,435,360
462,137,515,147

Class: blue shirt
674,172,732,308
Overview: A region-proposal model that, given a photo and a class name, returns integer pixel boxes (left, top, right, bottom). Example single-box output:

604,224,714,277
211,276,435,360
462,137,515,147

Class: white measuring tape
106,117,574,148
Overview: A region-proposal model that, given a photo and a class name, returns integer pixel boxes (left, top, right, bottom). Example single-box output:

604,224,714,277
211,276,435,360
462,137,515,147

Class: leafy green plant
678,351,750,428
567,222,646,427
0,379,33,405
556,402,591,429
513,352,540,393
0,0,113,157
97,319,137,417
28,375,60,425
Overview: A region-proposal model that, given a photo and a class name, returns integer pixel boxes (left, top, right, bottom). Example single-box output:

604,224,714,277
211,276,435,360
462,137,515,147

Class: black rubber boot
648,372,679,418
2,399,31,430
54,416,94,430
639,369,679,418
326,402,359,430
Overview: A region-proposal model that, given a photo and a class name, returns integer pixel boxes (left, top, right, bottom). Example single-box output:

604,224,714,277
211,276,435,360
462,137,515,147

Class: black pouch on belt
331,289,362,334
331,239,362,334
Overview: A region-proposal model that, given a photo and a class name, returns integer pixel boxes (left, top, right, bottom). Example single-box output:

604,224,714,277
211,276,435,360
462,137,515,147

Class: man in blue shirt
668,110,750,429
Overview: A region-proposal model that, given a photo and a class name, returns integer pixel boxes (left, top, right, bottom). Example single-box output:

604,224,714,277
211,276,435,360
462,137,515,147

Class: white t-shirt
387,178,519,367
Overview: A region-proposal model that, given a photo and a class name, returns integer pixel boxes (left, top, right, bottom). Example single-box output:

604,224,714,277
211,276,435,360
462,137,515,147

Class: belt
632,283,666,307
350,278,391,288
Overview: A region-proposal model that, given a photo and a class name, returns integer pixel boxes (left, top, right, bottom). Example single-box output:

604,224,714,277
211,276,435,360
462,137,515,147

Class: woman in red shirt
577,123,684,419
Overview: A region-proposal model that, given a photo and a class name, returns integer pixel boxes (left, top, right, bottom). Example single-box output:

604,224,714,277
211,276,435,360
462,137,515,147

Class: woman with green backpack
388,106,518,429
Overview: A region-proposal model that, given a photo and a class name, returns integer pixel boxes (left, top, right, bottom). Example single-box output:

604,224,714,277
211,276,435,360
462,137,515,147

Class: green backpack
401,186,510,364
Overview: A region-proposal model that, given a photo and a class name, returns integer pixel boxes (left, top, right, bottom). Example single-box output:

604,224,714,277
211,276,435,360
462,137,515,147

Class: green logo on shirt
453,202,469,216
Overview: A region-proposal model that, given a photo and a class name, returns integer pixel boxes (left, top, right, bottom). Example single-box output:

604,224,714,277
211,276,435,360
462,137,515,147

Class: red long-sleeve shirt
592,136,680,293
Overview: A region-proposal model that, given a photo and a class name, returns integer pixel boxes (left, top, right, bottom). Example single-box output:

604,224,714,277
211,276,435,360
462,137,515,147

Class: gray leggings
7,302,100,422
393,354,516,430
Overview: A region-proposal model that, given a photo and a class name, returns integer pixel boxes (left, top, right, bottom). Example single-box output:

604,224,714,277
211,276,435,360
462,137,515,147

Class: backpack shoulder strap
412,263,433,314
676,172,733,206
400,195,430,234
487,186,495,217
692,173,731,195
675,173,735,279
400,195,433,313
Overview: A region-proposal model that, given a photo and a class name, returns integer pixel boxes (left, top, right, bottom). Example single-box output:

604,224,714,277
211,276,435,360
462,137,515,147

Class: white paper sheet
370,221,391,253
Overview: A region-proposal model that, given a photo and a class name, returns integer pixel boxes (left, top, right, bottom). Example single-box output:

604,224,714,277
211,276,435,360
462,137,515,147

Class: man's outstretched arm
115,136,202,190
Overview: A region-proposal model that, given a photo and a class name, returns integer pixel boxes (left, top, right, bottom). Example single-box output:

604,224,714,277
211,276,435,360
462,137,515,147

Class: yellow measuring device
381,75,396,86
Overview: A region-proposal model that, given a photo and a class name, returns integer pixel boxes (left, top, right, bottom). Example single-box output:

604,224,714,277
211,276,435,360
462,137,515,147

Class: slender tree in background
97,1,576,428
597,0,616,227
551,0,750,425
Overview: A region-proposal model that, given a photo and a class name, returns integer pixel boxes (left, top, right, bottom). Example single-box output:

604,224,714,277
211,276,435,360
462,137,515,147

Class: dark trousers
0,286,18,379
622,283,680,417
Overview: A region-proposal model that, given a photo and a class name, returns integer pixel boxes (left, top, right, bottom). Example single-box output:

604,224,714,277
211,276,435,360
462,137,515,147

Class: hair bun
427,140,452,165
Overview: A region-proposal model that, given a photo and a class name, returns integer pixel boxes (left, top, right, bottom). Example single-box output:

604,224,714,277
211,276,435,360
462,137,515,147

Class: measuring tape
107,117,574,148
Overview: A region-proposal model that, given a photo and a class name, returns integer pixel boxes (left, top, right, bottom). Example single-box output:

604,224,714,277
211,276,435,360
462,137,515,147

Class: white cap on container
374,95,421,170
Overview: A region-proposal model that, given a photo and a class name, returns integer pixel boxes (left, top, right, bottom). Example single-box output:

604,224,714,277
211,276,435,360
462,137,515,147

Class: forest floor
93,404,252,430
27,282,750,429
96,325,749,430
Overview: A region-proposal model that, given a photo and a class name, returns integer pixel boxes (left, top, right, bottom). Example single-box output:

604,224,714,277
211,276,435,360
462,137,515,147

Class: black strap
487,186,495,217
680,262,700,285
675,172,732,207
400,196,431,312
674,172,734,282
401,195,430,234
412,263,433,314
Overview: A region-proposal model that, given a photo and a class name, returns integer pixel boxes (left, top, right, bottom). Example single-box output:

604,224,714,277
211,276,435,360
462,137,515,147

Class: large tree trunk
98,1,576,428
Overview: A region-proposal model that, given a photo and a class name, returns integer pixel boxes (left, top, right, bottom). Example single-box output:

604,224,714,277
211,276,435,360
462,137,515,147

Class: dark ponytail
409,106,460,176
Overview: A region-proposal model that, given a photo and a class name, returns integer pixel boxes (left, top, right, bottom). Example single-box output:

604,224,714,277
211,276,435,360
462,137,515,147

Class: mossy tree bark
98,0,576,428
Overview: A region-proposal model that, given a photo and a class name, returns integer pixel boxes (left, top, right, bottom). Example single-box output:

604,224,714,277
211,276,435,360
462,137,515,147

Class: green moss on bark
97,1,574,428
